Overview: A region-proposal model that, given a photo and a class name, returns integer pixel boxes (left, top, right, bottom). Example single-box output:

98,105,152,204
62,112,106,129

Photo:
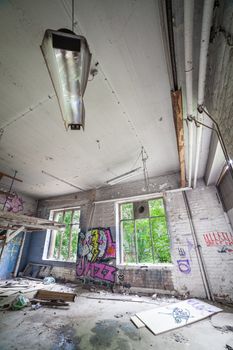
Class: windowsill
42,257,76,264
117,263,173,269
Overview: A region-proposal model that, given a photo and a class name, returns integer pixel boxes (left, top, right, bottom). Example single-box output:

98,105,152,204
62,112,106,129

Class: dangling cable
141,147,150,191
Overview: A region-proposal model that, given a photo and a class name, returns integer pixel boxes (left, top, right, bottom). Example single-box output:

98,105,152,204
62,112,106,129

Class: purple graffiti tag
187,299,217,313
0,193,24,213
177,259,191,274
178,248,186,257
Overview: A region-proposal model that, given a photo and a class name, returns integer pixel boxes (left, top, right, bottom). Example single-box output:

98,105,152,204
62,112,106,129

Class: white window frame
115,193,172,268
43,206,80,263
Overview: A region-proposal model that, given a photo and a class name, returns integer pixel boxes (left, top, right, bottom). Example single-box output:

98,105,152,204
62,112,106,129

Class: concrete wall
0,192,37,279
23,173,233,302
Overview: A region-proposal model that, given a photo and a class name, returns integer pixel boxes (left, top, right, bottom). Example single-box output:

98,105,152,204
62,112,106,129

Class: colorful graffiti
0,193,24,213
177,247,191,274
76,227,117,283
77,260,116,282
203,232,233,247
159,307,191,324
217,246,233,254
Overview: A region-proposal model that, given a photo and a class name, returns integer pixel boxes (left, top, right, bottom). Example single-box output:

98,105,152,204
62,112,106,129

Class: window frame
116,195,172,267
43,206,80,263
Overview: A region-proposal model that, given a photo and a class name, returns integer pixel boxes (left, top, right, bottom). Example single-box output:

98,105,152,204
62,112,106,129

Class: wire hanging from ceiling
141,146,150,191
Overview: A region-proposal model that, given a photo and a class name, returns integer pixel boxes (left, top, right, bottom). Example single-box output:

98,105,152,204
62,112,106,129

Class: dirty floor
0,287,233,350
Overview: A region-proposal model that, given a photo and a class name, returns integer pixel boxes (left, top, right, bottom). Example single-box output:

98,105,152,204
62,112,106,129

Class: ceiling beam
171,89,186,187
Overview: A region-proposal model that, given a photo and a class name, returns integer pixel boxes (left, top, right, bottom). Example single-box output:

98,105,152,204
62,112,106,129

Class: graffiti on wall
177,247,191,274
203,232,233,247
76,227,117,283
0,192,24,213
217,246,233,254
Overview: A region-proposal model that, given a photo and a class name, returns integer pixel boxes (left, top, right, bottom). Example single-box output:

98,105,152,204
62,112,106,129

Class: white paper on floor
135,298,222,335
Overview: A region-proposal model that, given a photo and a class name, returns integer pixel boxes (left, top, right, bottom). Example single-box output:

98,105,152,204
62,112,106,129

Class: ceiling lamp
106,167,142,186
41,29,92,130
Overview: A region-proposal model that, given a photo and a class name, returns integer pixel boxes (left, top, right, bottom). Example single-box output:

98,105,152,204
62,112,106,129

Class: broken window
120,198,171,264
46,208,80,262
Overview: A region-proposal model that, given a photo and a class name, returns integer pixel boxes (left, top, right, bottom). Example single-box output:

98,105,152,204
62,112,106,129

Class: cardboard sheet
136,299,222,335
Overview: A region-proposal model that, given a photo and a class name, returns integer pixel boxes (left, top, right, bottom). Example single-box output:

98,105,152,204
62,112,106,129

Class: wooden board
136,299,222,335
35,289,76,302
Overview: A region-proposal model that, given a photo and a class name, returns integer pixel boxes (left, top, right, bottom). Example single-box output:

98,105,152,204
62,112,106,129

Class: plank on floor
130,315,146,328
136,299,222,335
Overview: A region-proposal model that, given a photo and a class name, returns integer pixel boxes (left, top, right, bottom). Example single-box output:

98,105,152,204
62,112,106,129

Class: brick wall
31,174,233,302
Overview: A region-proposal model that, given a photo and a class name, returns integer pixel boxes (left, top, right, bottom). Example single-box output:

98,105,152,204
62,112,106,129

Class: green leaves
121,198,171,264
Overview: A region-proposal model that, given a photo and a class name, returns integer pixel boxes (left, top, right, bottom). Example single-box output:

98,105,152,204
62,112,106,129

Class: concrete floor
0,288,233,350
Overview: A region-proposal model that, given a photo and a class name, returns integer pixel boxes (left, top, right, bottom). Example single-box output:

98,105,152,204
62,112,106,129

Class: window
119,198,171,264
46,207,80,262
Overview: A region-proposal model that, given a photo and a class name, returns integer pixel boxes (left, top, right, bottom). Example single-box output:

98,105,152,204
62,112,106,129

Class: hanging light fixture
41,28,91,130
106,167,142,186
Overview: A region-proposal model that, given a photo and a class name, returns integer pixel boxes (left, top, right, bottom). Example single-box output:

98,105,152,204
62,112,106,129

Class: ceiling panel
0,0,179,198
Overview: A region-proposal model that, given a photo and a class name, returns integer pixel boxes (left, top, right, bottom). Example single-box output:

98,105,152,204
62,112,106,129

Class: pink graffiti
104,228,116,259
0,193,24,213
203,232,233,247
76,259,117,283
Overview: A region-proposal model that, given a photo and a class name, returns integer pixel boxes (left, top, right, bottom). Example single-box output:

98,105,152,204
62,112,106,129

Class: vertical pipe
193,0,215,188
184,1,195,187
183,191,214,300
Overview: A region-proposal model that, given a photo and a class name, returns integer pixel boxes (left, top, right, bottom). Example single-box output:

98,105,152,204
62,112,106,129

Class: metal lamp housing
41,29,92,130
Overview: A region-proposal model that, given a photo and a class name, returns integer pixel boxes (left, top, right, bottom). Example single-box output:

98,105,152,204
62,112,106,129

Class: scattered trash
11,294,29,310
43,276,55,285
35,289,76,302
31,303,42,310
114,314,123,318
152,294,157,300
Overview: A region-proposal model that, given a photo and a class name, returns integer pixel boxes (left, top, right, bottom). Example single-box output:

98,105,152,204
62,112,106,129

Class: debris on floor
20,262,53,280
0,278,77,310
131,298,222,335
34,289,76,302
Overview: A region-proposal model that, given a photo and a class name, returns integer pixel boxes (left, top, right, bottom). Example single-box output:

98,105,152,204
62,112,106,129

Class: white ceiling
0,0,179,198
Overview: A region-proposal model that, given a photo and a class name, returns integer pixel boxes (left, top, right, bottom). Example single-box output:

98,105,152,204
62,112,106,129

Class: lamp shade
41,29,91,130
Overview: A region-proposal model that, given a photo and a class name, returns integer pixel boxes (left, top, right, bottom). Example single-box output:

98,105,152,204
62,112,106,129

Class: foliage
53,209,80,262
121,198,171,264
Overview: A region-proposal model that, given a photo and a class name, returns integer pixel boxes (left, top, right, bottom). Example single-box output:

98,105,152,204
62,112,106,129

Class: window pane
149,198,165,217
121,203,133,220
122,220,136,263
70,224,79,262
73,209,80,224
54,229,62,259
136,219,153,263
54,211,64,223
151,217,171,263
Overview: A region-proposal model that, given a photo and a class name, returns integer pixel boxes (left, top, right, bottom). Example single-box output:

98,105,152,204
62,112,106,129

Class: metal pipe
183,191,214,300
165,0,178,90
184,1,195,187
193,0,215,188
